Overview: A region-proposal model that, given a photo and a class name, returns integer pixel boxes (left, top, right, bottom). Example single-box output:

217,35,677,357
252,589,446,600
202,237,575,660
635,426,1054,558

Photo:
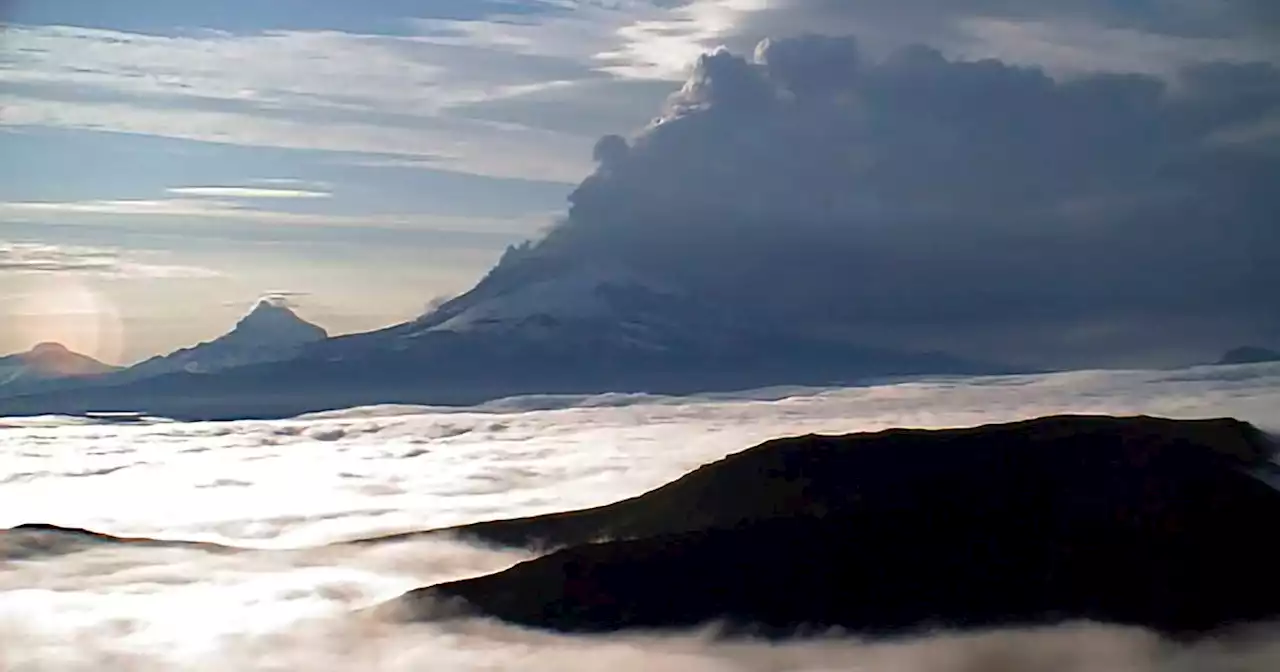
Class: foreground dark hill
385,415,1280,638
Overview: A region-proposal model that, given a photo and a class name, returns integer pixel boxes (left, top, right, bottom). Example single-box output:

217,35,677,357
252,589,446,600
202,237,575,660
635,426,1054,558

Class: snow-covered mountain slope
123,301,328,379
419,264,678,336
380,261,729,357
0,343,119,387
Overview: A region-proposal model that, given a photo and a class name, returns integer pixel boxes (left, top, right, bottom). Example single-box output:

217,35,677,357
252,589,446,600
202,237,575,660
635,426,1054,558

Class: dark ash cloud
720,0,1280,64
489,34,1280,368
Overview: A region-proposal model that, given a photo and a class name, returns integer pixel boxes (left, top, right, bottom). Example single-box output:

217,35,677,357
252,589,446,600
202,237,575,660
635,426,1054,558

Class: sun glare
9,276,124,364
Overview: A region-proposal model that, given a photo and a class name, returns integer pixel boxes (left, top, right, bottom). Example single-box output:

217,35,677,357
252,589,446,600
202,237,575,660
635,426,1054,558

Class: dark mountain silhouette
0,343,118,387
381,415,1280,639
1217,346,1280,365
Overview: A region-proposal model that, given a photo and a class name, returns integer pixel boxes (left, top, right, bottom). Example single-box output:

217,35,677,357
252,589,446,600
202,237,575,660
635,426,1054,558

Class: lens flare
7,275,123,364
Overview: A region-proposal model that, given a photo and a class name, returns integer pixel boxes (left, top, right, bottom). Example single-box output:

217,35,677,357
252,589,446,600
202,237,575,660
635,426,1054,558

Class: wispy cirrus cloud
166,186,332,199
3,1,1275,184
0,88,597,183
220,290,311,310
0,241,220,279
0,22,612,182
0,2,805,183
0,198,253,218
406,0,776,81
250,178,334,189
0,197,555,237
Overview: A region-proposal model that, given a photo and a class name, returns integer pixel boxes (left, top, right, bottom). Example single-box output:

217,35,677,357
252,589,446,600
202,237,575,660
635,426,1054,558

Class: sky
2,0,1278,366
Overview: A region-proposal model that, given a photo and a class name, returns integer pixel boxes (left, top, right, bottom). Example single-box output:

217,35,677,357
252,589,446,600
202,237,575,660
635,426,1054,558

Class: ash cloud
724,0,1280,61
501,34,1280,368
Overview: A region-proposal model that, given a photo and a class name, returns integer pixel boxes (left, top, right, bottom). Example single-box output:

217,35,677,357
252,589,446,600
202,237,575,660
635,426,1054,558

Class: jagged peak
245,297,297,317
225,298,328,344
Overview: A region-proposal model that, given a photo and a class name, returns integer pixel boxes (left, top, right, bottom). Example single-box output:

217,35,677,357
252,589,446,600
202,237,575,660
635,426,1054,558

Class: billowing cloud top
501,34,1280,367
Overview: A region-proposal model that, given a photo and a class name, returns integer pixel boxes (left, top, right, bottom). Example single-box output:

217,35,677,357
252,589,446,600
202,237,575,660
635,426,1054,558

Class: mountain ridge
0,265,1010,420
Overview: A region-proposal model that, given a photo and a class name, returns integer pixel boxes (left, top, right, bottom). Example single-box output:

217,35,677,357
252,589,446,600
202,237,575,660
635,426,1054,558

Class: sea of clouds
2,362,1279,670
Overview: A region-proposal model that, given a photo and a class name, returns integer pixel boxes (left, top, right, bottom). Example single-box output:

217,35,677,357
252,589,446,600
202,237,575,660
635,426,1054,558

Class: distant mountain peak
250,298,288,313
225,299,328,346
244,298,300,320
110,299,329,381
0,342,117,384
29,342,70,355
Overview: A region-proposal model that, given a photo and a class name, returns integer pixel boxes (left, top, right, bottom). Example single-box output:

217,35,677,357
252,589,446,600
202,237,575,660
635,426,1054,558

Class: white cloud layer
0,364,1278,668
3,363,1276,543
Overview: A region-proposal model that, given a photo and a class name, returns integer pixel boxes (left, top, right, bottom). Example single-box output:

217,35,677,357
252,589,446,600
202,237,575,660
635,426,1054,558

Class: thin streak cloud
0,199,554,236
0,241,220,279
167,187,333,199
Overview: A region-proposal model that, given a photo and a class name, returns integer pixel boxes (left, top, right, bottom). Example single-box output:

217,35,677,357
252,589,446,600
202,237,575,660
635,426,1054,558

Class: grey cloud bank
493,33,1280,368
